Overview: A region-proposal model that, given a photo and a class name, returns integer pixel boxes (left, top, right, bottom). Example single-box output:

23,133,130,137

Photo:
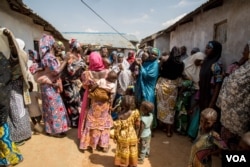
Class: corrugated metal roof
62,32,138,49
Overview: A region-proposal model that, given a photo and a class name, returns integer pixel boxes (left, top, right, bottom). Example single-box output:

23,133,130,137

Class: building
140,0,250,67
0,0,67,52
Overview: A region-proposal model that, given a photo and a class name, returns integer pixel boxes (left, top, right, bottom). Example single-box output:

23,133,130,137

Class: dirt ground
16,128,221,167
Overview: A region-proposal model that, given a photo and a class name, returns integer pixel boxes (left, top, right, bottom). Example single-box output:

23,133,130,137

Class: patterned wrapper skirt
7,79,32,142
0,123,23,166
156,77,179,124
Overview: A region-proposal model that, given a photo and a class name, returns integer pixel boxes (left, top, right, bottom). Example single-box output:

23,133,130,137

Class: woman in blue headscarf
134,46,159,128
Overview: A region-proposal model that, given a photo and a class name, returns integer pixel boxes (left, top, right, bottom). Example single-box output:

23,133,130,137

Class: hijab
127,50,135,64
16,38,25,50
39,34,55,56
160,46,184,80
184,52,205,89
199,41,222,110
69,38,80,50
88,51,105,71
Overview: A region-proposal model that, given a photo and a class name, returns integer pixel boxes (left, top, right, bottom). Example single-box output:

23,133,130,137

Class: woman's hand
3,28,11,37
135,58,142,66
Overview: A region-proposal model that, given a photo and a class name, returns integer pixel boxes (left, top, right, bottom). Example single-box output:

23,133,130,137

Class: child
138,101,154,164
113,95,140,167
89,70,117,103
27,81,43,134
175,79,194,135
188,108,228,167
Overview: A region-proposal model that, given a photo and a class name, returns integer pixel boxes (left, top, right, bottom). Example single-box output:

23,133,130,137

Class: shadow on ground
89,153,114,167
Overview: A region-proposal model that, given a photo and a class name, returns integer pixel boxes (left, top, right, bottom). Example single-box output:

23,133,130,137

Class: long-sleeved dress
113,109,140,167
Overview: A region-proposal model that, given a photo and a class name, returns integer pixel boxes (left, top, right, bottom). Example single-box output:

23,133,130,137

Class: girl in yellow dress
113,95,140,167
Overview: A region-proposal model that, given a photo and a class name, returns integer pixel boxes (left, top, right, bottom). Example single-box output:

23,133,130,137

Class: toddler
113,95,140,167
138,101,154,164
89,70,117,103
188,108,228,167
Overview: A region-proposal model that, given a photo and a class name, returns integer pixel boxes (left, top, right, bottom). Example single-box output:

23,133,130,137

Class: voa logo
226,155,247,163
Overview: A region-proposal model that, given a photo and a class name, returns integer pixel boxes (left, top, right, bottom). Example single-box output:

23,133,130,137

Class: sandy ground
16,128,221,167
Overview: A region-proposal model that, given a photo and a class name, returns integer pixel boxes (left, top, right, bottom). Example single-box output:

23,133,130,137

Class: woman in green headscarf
135,46,159,128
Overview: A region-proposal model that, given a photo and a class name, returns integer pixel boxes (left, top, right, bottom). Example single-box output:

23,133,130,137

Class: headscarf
109,50,117,63
127,50,135,64
150,47,160,58
184,52,205,89
0,28,31,104
39,34,55,56
199,41,222,110
69,38,80,50
160,46,184,80
88,51,105,71
16,38,25,50
145,46,160,59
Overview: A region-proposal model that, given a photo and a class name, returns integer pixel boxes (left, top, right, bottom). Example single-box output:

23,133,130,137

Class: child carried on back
88,70,117,102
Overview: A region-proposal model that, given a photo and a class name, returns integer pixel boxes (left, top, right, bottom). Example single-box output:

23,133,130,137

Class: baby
89,70,117,102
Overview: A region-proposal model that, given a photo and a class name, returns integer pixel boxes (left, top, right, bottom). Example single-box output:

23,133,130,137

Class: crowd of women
0,27,249,167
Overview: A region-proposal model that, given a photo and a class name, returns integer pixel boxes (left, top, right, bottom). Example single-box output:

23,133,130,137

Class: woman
4,33,32,145
183,52,206,139
0,28,23,166
216,41,250,150
38,34,69,137
112,52,131,97
61,39,86,128
127,50,135,64
199,41,223,111
78,52,112,153
135,47,159,129
156,47,184,137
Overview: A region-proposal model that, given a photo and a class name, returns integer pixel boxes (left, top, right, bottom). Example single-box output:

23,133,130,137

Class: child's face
106,73,117,83
200,116,214,131
140,105,147,115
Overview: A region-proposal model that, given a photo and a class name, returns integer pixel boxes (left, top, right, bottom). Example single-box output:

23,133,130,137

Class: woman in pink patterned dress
78,51,112,152
38,34,69,138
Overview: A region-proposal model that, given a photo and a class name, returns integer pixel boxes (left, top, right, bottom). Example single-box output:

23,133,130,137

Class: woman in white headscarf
111,52,131,97
3,29,32,146
183,52,205,139
0,28,24,166
184,52,206,90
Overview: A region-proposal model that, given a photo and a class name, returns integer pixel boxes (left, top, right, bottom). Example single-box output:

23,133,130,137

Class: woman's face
118,56,123,63
112,54,117,62
149,53,157,60
205,44,213,57
141,52,149,62
194,59,203,66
